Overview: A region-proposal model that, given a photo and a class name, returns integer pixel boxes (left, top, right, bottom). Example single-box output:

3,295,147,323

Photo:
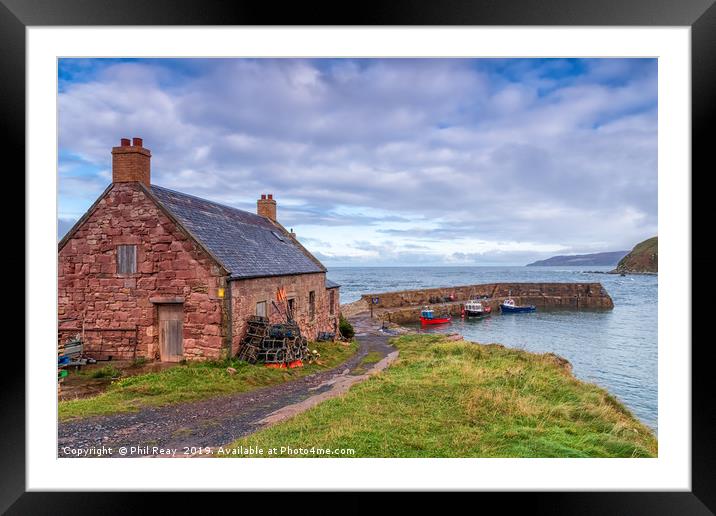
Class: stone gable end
58,183,227,360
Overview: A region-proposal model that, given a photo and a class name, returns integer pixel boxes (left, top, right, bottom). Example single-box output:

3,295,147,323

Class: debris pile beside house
57,333,98,395
58,339,69,395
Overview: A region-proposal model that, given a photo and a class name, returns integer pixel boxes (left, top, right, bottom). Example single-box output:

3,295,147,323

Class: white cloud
58,58,657,264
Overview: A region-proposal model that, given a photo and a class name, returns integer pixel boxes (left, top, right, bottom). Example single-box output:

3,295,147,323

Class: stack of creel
237,318,308,368
236,315,270,363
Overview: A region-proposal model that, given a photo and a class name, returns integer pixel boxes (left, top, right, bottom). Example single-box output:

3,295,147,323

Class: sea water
327,266,658,431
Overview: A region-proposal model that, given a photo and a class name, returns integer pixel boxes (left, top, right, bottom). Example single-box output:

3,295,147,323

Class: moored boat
463,299,492,318
420,307,452,325
500,298,536,313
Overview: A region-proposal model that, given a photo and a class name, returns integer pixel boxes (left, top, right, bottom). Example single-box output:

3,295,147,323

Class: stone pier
360,282,614,324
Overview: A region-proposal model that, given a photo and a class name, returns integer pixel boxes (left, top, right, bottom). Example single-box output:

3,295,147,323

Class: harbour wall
360,282,614,324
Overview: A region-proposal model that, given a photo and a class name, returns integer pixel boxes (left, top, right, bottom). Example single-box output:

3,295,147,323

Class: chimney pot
120,138,130,147
261,194,266,200
268,194,273,200
132,137,143,147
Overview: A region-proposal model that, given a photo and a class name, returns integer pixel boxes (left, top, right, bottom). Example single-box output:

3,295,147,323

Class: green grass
223,334,657,458
89,365,123,379
350,351,384,375
59,340,358,421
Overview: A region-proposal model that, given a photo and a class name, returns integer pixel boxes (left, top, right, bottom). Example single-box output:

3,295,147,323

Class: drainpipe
224,279,233,359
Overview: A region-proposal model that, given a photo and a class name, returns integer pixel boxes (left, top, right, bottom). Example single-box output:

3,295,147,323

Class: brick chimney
112,137,151,187
257,193,277,221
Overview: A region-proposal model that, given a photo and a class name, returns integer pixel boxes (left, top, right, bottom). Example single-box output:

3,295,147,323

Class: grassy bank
224,334,657,458
59,340,358,421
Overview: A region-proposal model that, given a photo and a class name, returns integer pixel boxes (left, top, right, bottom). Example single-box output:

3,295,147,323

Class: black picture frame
5,0,710,512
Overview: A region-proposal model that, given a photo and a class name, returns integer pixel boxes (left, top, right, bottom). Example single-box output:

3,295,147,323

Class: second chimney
112,137,151,187
257,193,277,221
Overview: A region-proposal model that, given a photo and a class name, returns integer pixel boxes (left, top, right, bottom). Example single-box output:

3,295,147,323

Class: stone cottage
58,137,340,361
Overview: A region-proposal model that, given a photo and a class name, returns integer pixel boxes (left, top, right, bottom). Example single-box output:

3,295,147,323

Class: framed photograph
7,0,711,511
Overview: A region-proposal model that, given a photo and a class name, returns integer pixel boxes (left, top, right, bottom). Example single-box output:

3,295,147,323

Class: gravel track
58,320,393,458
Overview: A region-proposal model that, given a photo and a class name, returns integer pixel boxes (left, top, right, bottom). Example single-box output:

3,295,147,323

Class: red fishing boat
420,307,452,325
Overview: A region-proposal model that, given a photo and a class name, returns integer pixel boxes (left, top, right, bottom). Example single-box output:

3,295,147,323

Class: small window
329,290,335,315
256,301,267,318
117,245,137,275
271,231,285,242
309,291,316,320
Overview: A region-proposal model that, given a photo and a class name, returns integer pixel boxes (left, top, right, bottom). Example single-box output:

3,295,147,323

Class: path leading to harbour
58,313,396,458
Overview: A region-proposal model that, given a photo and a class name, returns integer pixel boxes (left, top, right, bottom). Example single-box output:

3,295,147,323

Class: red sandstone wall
58,183,227,360
230,273,340,355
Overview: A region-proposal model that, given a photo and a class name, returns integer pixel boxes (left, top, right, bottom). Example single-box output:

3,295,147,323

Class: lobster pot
237,316,269,363
258,348,286,364
237,317,308,366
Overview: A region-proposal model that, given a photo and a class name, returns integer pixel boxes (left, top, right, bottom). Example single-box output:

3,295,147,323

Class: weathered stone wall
230,273,340,355
57,328,140,361
58,183,227,360
362,282,613,316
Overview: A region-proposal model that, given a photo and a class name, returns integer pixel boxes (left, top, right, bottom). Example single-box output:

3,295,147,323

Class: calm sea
327,266,658,431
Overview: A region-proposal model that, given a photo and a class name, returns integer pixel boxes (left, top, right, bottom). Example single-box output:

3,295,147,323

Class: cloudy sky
58,58,657,266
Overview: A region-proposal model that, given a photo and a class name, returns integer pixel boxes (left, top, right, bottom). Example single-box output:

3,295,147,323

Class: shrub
130,357,148,368
339,315,355,340
90,365,123,379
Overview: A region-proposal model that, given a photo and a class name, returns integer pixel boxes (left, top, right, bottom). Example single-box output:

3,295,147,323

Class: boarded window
329,290,335,315
256,301,267,317
309,291,316,320
117,245,137,275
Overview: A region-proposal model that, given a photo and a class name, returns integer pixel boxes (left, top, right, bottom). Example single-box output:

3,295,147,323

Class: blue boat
500,298,536,313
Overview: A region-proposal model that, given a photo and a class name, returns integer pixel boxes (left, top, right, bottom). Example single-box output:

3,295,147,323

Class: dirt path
58,318,395,458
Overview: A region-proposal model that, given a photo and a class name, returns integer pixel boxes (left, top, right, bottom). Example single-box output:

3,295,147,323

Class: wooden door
158,304,184,362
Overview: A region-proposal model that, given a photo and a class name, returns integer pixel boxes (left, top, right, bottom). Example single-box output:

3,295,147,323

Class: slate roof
325,279,340,289
150,185,325,280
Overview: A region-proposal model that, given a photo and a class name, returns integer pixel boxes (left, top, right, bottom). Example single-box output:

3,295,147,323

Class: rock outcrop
611,237,658,274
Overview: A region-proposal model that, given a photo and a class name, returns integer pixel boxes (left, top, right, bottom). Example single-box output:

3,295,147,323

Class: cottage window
256,301,267,318
329,290,335,315
117,245,137,275
309,291,316,320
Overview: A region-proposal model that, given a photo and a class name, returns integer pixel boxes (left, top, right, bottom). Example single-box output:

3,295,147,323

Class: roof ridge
151,184,263,220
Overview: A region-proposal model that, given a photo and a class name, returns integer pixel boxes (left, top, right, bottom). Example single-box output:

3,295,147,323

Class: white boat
464,299,492,317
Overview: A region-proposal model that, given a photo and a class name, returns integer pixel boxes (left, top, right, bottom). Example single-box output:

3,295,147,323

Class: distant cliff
527,251,628,267
611,237,658,274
